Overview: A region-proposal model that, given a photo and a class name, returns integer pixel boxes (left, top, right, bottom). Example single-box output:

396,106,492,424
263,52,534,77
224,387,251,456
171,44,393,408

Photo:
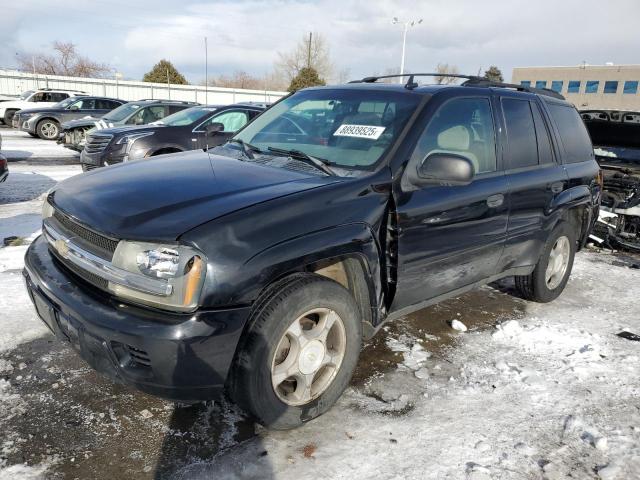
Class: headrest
437,125,470,151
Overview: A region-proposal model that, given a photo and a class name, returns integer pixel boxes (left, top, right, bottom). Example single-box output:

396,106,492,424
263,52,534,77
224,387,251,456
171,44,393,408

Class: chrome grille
50,247,109,290
52,209,118,259
84,133,113,153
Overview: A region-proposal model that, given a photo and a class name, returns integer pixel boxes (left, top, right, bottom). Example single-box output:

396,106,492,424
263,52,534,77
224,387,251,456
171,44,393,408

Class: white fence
0,69,287,105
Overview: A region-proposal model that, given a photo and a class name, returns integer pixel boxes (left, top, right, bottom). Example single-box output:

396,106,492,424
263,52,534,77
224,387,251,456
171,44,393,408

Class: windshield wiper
267,147,336,176
227,138,261,159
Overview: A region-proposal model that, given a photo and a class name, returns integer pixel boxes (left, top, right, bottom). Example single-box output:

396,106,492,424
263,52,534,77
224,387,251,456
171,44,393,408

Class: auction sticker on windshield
333,124,386,140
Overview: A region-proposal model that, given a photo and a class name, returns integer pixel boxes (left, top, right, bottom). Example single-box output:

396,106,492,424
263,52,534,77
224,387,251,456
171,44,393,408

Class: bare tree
17,41,110,78
435,63,460,85
204,70,287,91
276,32,332,83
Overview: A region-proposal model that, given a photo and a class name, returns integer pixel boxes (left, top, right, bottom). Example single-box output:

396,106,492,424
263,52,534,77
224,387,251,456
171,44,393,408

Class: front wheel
37,119,60,140
514,222,577,302
229,274,362,430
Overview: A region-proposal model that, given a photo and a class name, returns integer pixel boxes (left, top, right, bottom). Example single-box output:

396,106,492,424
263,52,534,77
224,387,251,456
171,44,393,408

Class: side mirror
206,122,224,136
417,152,475,186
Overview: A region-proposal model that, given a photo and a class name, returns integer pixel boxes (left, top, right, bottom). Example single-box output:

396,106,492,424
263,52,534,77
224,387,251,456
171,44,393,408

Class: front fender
199,223,382,311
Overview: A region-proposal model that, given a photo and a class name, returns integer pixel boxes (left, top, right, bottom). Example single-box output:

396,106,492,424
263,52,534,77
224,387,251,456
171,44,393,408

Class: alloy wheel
545,235,570,290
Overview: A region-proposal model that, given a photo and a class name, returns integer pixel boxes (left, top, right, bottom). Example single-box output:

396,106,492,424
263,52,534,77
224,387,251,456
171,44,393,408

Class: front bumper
80,149,126,168
23,236,250,401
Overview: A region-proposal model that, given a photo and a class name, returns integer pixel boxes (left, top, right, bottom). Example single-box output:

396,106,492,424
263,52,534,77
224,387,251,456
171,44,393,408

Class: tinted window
551,81,563,93
95,99,120,110
535,80,547,89
623,81,639,94
547,104,593,163
413,97,497,174
604,81,618,94
502,98,538,169
531,103,554,164
68,98,95,110
585,81,599,94
567,81,581,93
520,81,531,88
127,106,166,124
48,92,69,102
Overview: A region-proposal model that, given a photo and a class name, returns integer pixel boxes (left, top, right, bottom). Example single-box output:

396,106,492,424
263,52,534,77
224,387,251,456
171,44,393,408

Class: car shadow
0,171,56,204
2,150,33,161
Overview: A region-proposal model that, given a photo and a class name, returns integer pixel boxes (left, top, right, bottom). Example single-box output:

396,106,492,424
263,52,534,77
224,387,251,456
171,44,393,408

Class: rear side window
547,104,594,163
502,98,538,169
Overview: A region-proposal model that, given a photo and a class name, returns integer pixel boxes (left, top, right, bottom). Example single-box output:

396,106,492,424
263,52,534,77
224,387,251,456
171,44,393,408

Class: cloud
1,0,639,83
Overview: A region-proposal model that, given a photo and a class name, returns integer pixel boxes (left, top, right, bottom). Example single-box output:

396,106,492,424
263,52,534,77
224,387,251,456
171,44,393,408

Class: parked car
58,99,199,153
12,96,126,140
80,103,267,170
582,109,640,251
0,89,85,126
23,75,600,430
0,133,7,183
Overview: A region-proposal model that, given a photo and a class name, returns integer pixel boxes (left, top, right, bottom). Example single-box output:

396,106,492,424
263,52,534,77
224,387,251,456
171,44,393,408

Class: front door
391,95,509,312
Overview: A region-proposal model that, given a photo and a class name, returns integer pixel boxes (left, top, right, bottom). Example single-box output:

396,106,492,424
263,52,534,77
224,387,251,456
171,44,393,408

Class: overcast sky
1,0,638,84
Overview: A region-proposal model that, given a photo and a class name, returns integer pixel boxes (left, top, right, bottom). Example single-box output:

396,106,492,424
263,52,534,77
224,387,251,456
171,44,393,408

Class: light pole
392,17,423,83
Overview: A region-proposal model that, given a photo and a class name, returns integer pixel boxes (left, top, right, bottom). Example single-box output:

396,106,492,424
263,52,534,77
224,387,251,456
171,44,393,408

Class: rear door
391,94,509,311
497,93,569,271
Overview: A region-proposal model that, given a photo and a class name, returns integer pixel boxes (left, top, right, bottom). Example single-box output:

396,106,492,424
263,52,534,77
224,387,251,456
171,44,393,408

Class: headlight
42,198,54,219
109,240,206,312
21,113,35,119
116,132,154,145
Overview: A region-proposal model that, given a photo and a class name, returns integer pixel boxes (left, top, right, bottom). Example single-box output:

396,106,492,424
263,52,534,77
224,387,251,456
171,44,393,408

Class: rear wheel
37,119,60,140
514,222,577,302
229,274,362,430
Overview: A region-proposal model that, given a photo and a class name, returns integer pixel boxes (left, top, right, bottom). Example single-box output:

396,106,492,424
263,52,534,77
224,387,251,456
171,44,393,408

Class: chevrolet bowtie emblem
55,239,70,259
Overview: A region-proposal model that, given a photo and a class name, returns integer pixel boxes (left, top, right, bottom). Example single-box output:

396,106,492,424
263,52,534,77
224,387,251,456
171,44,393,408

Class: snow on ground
1,132,639,479
1,129,80,160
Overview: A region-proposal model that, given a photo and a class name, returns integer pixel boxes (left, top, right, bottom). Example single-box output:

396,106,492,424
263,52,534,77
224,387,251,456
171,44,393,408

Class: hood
90,124,164,137
51,150,340,242
61,117,104,129
17,107,62,115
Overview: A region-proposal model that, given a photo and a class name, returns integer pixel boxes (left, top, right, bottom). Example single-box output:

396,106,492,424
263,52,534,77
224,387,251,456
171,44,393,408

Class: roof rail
39,88,87,93
350,73,566,100
461,78,566,100
134,99,199,104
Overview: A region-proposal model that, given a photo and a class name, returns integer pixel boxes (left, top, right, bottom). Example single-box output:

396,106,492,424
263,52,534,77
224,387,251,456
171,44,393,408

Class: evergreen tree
483,66,504,83
143,59,188,84
287,67,325,92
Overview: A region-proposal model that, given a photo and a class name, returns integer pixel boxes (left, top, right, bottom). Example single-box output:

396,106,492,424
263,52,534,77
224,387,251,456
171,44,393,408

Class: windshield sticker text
333,124,385,140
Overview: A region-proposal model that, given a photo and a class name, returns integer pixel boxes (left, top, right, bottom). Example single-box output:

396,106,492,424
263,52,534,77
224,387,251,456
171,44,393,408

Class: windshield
234,88,421,169
157,106,216,126
103,103,142,122
20,90,34,100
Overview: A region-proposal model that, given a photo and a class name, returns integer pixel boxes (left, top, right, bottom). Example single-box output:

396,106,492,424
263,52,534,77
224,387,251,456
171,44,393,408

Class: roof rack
350,73,565,100
39,88,87,93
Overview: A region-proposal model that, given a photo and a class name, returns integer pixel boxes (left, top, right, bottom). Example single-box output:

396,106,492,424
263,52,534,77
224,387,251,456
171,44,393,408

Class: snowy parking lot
1,127,639,480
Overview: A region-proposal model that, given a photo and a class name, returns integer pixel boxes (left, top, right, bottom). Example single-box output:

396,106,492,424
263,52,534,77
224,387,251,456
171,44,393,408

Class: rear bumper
23,236,251,401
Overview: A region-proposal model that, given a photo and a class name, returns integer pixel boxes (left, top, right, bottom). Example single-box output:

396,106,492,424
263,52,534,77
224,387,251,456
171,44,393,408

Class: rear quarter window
547,104,594,163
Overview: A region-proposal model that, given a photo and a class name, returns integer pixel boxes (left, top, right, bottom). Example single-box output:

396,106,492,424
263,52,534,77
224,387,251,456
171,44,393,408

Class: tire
514,222,577,303
3,110,16,126
37,119,60,140
229,273,362,430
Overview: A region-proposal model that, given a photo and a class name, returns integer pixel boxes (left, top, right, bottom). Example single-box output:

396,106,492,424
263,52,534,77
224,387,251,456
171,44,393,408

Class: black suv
24,74,600,430
80,103,266,170
59,99,199,152
13,96,125,140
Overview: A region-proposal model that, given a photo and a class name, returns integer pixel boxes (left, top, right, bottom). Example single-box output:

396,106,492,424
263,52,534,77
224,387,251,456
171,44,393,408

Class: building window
604,81,619,94
623,81,639,94
585,81,600,94
535,80,547,89
567,81,581,93
520,81,531,88
551,81,563,93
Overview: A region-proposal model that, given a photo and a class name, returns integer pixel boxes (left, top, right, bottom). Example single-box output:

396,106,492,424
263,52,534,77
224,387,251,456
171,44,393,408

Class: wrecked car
582,110,640,252
24,75,600,430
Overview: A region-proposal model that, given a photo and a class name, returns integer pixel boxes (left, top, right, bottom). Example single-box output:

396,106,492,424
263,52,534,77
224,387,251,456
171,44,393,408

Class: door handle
486,194,504,208
549,181,564,194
